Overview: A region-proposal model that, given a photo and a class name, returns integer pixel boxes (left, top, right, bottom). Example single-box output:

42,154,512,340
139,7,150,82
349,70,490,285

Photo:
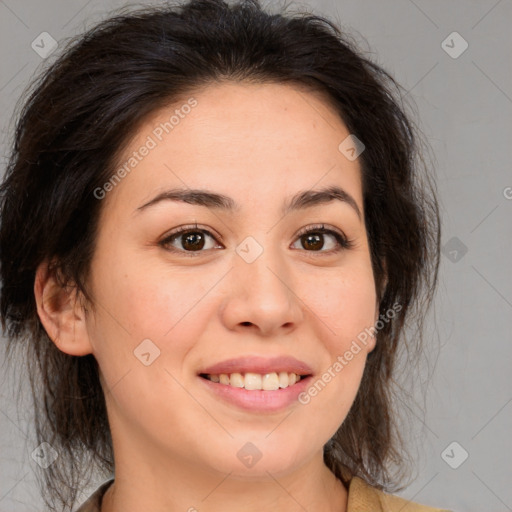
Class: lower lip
198,375,313,412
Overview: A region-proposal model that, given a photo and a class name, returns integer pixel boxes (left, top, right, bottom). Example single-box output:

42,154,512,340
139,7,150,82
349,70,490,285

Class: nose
219,242,304,337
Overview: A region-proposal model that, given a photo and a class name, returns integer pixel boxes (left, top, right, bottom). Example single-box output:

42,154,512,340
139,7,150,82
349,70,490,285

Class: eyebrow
136,185,362,220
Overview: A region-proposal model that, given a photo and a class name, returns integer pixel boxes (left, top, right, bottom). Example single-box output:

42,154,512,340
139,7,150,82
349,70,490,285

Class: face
79,82,378,479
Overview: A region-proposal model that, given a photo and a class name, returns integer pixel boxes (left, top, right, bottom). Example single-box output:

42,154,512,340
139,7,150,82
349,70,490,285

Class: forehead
103,81,363,215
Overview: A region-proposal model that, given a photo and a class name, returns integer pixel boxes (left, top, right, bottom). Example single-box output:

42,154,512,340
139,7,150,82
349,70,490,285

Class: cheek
85,258,215,423
86,251,219,371
304,260,377,349
296,269,375,436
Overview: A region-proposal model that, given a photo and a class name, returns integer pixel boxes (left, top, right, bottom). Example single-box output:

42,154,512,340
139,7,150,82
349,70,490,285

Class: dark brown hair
0,1,440,510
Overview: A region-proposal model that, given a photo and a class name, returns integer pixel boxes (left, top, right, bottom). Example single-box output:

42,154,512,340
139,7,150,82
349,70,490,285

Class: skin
35,82,379,512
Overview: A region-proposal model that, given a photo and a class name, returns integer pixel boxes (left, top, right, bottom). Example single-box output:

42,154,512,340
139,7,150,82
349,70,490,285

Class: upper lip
199,356,313,376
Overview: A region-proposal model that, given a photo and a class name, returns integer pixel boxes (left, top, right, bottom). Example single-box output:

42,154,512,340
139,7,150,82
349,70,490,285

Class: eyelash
159,223,354,257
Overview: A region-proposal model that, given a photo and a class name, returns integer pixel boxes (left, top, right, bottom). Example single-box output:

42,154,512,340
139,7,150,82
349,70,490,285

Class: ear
34,261,93,356
364,298,378,354
369,265,388,353
374,298,380,326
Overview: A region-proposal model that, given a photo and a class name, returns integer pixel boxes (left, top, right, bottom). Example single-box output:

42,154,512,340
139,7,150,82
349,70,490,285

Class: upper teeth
206,372,302,390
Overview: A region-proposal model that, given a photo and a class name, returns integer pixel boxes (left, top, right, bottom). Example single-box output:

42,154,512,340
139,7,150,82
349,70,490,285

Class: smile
200,371,304,390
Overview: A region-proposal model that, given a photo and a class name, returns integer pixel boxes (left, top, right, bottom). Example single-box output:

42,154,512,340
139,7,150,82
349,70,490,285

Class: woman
0,1,445,511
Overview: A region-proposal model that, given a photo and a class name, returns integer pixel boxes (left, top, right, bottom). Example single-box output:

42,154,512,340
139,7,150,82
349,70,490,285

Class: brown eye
291,225,353,254
160,226,222,254
180,231,206,251
301,233,325,251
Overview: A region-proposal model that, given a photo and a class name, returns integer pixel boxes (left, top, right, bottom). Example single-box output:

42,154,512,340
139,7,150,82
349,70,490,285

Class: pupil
183,232,204,251
303,233,323,251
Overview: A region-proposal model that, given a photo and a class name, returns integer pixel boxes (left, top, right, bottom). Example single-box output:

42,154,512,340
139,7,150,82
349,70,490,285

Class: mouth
196,355,314,412
198,372,313,412
199,371,309,391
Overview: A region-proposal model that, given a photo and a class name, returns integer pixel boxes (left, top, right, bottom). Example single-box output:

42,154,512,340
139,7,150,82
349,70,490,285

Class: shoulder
75,476,451,512
346,476,451,512
74,479,114,512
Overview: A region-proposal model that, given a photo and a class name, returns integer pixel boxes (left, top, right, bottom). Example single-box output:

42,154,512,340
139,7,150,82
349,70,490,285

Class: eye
291,224,353,253
159,224,223,255
159,223,353,256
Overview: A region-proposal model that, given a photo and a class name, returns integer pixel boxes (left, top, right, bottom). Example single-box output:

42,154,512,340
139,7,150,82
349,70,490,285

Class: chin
203,437,316,479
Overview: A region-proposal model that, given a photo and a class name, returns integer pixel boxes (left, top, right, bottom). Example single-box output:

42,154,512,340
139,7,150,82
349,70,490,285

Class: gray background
0,0,511,511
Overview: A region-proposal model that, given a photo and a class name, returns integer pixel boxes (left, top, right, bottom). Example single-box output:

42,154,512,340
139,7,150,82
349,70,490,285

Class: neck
101,444,348,512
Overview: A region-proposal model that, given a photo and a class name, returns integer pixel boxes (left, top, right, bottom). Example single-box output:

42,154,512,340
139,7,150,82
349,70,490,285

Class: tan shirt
75,477,450,512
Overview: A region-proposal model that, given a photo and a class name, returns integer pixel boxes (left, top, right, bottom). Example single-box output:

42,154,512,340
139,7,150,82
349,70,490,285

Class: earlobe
368,271,387,354
34,261,93,356
367,298,380,354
